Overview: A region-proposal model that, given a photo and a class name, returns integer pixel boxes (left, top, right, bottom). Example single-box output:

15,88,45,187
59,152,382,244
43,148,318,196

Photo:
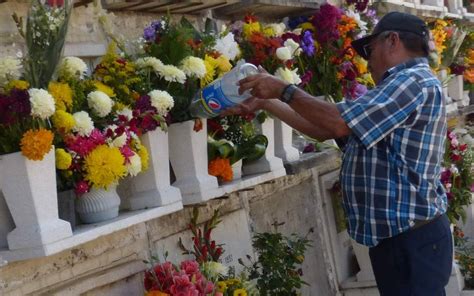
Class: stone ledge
284,148,341,175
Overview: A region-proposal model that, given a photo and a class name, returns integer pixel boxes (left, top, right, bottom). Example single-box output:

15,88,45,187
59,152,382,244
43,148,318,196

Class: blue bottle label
200,80,236,116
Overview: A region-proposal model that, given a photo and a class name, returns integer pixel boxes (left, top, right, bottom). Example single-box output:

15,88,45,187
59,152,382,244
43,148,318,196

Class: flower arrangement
454,227,474,289
441,129,474,223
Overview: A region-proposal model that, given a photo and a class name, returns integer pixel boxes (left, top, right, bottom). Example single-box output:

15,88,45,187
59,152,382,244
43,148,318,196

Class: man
230,12,452,295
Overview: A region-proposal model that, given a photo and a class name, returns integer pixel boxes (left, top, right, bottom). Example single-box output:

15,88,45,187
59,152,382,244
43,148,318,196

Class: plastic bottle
189,62,258,118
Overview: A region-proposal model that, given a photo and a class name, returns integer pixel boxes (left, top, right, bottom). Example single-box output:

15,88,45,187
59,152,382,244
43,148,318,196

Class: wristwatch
280,84,298,104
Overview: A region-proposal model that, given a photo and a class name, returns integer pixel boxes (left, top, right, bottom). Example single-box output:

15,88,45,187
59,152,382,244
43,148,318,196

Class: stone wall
0,150,342,295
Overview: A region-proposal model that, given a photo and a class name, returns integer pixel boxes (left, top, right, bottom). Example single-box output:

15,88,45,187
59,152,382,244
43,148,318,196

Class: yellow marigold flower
20,128,54,161
201,55,217,87
354,56,368,74
217,281,227,292
243,22,261,39
48,82,73,111
137,143,149,172
84,145,127,189
215,56,232,75
93,80,116,97
55,148,72,170
52,110,76,133
262,26,275,37
5,79,29,92
233,288,247,296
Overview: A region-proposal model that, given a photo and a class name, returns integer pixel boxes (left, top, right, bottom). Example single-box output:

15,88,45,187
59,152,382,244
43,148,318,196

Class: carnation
157,64,186,84
180,56,207,78
275,67,302,85
276,47,292,62
135,57,164,73
213,32,240,61
148,90,174,116
0,57,22,87
126,152,142,177
87,91,114,117
73,111,94,136
58,57,88,79
29,88,56,119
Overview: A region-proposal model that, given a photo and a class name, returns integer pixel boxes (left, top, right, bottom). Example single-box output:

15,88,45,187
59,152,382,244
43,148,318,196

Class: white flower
111,133,127,148
202,262,228,278
463,134,474,146
0,57,22,87
453,128,468,135
117,107,133,121
73,111,94,136
450,164,459,175
180,56,207,78
157,64,186,84
58,57,88,79
148,90,174,116
126,152,142,177
135,57,164,73
213,32,240,61
275,67,302,85
284,38,302,57
276,47,292,62
346,9,368,35
266,23,286,36
87,91,114,118
28,88,56,119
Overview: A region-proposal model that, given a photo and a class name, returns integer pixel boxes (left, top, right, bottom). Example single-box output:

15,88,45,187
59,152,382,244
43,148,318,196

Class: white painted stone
449,75,465,102
127,129,182,210
438,69,450,99
168,120,219,205
274,119,300,162
0,149,72,250
351,240,376,282
231,159,242,180
457,98,470,108
447,103,459,115
0,190,14,249
243,118,285,175
446,0,465,14
462,290,474,296
446,261,465,296
422,0,444,7
0,201,183,262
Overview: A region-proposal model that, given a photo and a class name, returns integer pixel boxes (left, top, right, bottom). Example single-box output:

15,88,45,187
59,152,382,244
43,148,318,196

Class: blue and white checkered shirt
336,58,447,247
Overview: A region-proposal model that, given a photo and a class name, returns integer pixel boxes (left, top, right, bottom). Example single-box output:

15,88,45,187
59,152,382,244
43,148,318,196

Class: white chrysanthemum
157,64,186,84
180,56,207,78
87,91,114,118
0,57,22,87
267,23,286,36
58,57,88,79
73,111,94,136
111,133,127,148
28,88,56,119
117,107,133,121
284,38,302,57
275,67,302,85
201,262,228,278
276,47,292,62
148,90,174,116
346,9,368,35
213,32,240,61
135,57,164,73
126,152,142,177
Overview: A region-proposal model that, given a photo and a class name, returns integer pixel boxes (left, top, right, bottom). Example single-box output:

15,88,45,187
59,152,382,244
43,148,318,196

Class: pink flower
195,278,214,295
47,0,64,7
170,274,199,296
180,260,200,276
75,180,90,195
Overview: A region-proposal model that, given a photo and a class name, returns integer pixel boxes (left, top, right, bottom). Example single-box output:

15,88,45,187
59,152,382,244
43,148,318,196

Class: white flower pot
274,119,299,162
232,159,243,181
76,186,121,224
126,129,182,210
168,120,219,204
0,190,14,249
438,69,450,102
351,240,375,282
243,118,285,175
448,75,464,102
0,149,72,250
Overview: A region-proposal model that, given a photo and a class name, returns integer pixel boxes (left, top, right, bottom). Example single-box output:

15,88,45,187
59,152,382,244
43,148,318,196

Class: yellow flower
217,281,227,292
52,110,76,133
215,56,232,76
5,79,29,92
20,128,54,161
262,26,275,37
354,56,367,74
48,82,73,111
93,80,116,97
300,22,315,32
137,143,149,172
233,288,247,296
243,22,261,38
201,55,217,87
84,145,127,189
55,148,72,170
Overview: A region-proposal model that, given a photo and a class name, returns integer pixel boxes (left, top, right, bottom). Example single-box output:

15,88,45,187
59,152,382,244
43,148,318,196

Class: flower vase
448,75,464,102
168,120,219,204
274,119,300,162
243,118,285,175
0,149,73,250
126,129,182,210
76,185,121,224
232,160,243,181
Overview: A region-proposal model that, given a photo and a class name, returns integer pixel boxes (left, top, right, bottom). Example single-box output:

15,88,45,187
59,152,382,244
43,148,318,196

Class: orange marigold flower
209,157,233,182
20,128,54,161
464,68,474,84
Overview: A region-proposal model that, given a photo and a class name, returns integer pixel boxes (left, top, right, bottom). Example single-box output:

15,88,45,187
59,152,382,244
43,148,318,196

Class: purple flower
143,26,156,41
345,0,369,12
303,143,316,153
312,3,341,44
301,30,315,56
300,70,314,87
352,83,367,98
135,95,153,113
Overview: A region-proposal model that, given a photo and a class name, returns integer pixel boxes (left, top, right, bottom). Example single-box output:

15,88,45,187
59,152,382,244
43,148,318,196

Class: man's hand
220,97,276,117
238,66,288,100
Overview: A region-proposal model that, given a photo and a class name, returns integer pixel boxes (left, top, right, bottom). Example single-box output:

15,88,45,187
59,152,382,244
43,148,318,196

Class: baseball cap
352,12,429,60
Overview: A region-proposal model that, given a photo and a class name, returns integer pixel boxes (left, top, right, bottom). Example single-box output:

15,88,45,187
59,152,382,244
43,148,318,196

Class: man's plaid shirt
336,58,447,247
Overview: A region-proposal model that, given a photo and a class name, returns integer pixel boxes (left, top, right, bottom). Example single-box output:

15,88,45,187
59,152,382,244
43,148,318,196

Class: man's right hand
220,97,276,117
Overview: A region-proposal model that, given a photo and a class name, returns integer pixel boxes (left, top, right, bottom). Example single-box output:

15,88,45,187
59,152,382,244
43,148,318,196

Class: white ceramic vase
76,186,121,224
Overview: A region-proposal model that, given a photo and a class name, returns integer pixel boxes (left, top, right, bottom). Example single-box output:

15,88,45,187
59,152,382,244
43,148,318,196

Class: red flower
451,153,462,162
180,260,199,276
169,274,199,296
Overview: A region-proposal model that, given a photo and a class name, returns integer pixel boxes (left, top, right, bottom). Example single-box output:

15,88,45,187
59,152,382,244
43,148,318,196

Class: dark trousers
369,214,453,296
